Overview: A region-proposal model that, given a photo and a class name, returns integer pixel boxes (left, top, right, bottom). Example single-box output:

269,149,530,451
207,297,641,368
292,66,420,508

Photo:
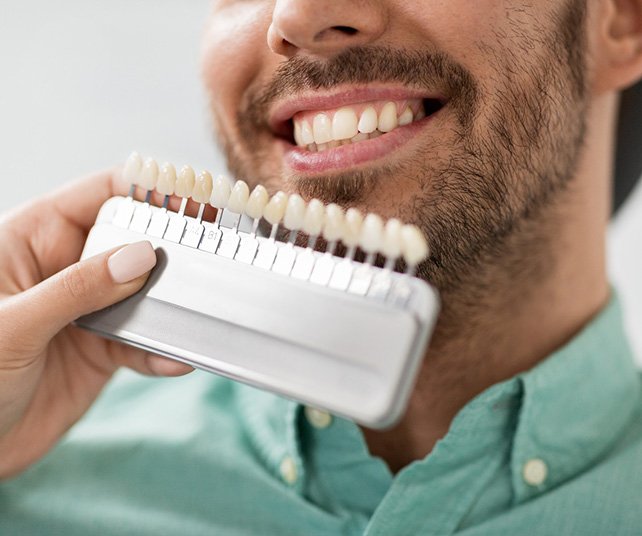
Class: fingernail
107,241,157,283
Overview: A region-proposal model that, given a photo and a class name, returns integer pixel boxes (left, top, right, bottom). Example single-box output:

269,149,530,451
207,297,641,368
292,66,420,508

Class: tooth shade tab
210,175,232,208
382,218,403,259
264,191,289,225
193,170,213,204
303,199,325,236
228,180,250,214
245,185,269,220
156,162,177,195
322,203,344,242
175,165,196,198
343,208,363,247
360,213,384,254
123,151,143,184
401,224,429,266
139,157,159,190
283,194,306,231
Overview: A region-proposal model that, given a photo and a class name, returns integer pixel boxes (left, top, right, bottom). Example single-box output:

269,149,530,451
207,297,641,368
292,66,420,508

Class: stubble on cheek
210,0,589,299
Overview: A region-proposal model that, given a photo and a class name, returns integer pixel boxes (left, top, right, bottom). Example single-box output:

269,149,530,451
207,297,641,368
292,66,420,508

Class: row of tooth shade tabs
123,152,429,269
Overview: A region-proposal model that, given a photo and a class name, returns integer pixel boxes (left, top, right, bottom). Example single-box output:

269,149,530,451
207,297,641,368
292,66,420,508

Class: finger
8,241,157,347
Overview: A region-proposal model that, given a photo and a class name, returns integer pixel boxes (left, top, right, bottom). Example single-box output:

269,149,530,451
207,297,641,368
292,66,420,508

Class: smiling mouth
282,98,445,151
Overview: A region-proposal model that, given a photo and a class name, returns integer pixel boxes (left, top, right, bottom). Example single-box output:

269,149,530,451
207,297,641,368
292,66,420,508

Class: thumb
12,240,157,344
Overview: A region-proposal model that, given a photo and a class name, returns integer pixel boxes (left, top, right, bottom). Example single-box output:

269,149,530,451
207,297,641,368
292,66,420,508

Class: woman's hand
0,169,193,478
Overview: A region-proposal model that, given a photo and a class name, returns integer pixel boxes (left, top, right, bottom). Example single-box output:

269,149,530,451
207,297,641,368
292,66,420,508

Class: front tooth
192,170,213,203
323,203,344,242
303,198,324,236
210,174,231,208
300,120,314,145
293,121,303,146
401,224,429,266
332,107,358,140
123,151,143,183
283,194,306,230
382,218,403,259
398,106,413,126
140,157,159,190
175,165,195,198
360,213,384,254
358,106,377,134
378,102,398,133
351,132,369,143
263,191,289,225
156,162,176,195
245,184,269,220
313,113,333,144
227,180,250,214
342,208,363,247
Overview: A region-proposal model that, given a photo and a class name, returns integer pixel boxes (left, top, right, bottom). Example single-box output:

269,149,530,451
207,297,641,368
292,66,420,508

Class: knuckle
61,263,91,300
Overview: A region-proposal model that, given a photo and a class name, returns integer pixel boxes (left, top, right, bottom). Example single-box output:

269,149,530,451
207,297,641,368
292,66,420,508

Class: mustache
242,46,480,131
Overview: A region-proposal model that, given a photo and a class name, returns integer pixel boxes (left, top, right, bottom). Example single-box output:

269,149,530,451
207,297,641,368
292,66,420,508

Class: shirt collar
510,293,640,502
235,292,640,510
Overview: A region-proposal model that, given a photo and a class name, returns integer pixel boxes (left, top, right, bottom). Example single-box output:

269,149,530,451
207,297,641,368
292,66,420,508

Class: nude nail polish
108,241,157,283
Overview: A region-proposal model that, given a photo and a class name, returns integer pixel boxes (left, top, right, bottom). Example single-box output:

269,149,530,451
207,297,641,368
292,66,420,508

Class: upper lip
268,84,446,139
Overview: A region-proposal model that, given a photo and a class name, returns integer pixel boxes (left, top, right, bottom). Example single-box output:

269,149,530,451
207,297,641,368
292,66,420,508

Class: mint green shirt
1,295,641,535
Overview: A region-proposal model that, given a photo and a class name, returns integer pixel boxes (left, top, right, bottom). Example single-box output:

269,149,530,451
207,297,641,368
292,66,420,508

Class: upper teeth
292,100,426,149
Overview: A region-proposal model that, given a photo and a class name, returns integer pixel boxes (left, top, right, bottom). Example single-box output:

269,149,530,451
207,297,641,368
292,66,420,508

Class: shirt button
304,407,332,429
279,456,298,485
522,458,548,486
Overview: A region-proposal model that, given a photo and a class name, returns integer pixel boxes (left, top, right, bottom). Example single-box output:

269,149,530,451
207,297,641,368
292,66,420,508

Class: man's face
202,0,588,291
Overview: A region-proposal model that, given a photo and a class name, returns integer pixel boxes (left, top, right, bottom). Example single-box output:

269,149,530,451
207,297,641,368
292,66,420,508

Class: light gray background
1,1,641,360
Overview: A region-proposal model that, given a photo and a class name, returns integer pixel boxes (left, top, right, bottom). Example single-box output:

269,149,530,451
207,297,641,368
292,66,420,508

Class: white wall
1,1,641,361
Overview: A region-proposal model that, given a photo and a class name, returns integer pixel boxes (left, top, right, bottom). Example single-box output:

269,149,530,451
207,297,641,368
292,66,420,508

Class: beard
217,0,588,294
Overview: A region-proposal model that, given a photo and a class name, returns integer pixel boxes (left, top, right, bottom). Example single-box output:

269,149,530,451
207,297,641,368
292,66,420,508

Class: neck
362,93,616,473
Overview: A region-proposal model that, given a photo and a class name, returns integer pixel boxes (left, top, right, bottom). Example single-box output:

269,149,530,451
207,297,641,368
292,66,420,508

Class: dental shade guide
76,152,440,429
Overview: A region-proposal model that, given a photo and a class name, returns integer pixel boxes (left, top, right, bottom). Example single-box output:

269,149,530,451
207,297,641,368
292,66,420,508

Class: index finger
46,166,129,233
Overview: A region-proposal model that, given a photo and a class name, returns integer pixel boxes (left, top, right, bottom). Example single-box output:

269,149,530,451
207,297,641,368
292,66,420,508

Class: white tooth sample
313,113,333,144
283,194,306,230
398,106,414,126
210,175,232,208
332,107,358,140
293,121,303,146
360,213,384,254
378,102,398,133
123,151,143,184
156,162,176,195
358,106,378,134
351,132,369,143
382,218,403,259
300,120,315,145
401,224,429,266
263,191,289,225
245,184,269,220
303,199,324,236
192,170,213,203
323,203,345,243
227,180,250,214
139,157,159,190
342,208,363,247
175,165,196,198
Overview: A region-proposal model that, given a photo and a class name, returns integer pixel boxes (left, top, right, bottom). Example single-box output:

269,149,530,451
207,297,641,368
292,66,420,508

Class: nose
268,0,387,58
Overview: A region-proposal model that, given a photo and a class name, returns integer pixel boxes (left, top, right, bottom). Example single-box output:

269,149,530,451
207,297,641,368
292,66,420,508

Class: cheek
201,4,273,136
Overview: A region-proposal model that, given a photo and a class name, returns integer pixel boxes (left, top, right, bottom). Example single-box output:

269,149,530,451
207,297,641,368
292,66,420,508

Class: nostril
332,26,358,36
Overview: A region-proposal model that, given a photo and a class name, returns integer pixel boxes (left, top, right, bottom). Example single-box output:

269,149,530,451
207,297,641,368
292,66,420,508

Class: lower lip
280,112,439,174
